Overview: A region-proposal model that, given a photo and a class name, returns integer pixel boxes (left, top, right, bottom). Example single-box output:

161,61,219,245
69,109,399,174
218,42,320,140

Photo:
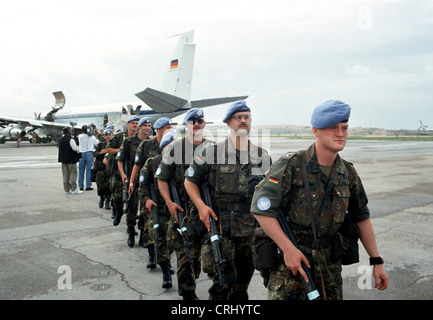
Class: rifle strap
296,151,328,300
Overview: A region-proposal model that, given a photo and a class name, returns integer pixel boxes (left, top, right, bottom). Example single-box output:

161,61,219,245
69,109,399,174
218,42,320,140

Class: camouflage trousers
202,235,255,300
123,189,138,228
147,208,171,263
267,247,343,300
110,174,124,213
95,170,111,198
167,216,205,297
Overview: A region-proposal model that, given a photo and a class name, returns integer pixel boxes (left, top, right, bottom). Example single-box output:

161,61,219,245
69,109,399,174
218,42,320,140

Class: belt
297,235,332,249
218,201,251,212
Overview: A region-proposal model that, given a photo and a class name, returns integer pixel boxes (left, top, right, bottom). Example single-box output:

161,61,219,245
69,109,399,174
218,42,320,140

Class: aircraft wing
0,116,67,130
191,96,249,108
135,88,189,113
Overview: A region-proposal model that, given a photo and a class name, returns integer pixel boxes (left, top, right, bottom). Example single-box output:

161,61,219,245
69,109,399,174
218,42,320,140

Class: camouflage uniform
185,137,271,300
116,134,145,229
250,144,370,300
135,137,162,246
105,131,129,218
138,155,171,264
155,137,210,298
93,140,111,201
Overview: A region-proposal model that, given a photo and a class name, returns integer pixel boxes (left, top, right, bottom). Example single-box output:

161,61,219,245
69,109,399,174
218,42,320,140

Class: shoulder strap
296,151,319,249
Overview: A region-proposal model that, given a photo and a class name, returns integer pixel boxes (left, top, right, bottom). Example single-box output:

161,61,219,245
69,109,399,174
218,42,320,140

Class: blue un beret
127,115,140,123
159,130,177,148
138,117,151,127
154,117,173,129
311,100,351,129
106,124,114,130
182,108,204,125
104,128,113,136
222,100,251,123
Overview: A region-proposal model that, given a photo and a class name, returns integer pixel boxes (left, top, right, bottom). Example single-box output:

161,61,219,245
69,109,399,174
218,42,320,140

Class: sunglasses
190,118,205,125
231,114,251,121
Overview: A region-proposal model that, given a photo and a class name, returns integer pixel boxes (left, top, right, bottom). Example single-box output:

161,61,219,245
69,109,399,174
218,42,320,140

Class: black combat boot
113,209,123,226
127,226,135,247
105,196,111,210
147,245,156,269
160,261,173,289
99,196,104,208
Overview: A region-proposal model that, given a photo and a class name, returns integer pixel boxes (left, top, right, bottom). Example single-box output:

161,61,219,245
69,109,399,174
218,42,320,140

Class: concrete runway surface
0,138,432,300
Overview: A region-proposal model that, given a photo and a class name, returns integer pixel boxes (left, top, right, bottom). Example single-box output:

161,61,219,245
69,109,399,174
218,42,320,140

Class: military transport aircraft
0,30,247,145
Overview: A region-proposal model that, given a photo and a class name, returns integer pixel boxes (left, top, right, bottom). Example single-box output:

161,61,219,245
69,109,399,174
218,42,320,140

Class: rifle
169,179,193,265
201,181,226,286
150,160,163,260
277,209,320,300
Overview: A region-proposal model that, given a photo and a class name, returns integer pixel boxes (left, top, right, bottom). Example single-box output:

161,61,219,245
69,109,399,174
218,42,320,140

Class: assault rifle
169,179,193,265
277,209,320,300
201,181,225,286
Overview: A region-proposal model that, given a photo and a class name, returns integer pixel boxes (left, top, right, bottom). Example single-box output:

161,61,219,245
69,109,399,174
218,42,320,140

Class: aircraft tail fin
161,30,195,100
135,88,188,113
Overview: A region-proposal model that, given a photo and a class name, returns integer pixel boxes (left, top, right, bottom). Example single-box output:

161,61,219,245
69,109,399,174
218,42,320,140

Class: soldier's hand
198,205,217,232
145,199,157,212
283,246,311,283
373,265,388,290
167,201,183,223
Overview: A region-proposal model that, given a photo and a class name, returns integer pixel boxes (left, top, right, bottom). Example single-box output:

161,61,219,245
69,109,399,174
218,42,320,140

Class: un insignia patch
257,196,271,211
187,167,195,177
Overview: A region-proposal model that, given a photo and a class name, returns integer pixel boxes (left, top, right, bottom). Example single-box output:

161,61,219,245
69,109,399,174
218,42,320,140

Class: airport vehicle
0,30,247,145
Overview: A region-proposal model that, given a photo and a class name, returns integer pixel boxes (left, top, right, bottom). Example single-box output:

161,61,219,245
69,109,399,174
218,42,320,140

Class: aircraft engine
2,126,25,139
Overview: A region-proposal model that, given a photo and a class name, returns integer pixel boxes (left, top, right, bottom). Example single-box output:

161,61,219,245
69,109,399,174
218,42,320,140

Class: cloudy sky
1,0,432,130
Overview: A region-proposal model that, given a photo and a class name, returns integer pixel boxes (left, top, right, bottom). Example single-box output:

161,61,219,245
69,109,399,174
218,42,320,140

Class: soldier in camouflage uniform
105,116,139,227
93,128,113,210
184,101,272,300
117,117,152,247
156,109,210,300
251,100,388,300
129,117,172,267
139,130,177,288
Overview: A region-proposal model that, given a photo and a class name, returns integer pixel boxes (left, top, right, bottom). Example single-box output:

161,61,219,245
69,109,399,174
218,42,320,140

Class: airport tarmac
0,138,432,301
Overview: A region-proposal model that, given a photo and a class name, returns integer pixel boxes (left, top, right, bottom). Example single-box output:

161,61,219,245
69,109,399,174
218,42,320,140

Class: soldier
93,128,114,210
184,101,272,300
156,108,210,300
139,130,177,288
251,100,388,300
128,117,172,265
117,117,152,247
105,116,139,227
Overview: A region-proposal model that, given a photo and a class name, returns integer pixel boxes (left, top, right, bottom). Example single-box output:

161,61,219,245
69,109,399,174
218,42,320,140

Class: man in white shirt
78,125,98,191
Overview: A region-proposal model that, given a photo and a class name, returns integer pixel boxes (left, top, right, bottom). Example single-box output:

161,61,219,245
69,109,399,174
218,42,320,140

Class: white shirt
69,138,79,152
78,134,98,153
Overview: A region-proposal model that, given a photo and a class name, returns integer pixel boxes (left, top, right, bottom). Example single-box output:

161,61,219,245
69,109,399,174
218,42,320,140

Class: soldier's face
313,122,348,153
226,112,252,134
127,120,139,132
140,123,151,136
105,133,113,141
185,117,205,140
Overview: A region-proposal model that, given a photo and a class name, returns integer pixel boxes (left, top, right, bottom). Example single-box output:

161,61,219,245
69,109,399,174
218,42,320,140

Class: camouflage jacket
185,137,272,237
138,154,167,211
250,143,370,239
116,134,144,177
134,137,162,168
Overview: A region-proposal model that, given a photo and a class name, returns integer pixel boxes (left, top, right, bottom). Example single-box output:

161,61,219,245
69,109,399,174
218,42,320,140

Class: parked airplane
0,30,247,145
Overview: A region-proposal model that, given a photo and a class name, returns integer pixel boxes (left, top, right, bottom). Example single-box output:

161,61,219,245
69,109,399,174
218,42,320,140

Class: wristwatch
369,256,384,265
